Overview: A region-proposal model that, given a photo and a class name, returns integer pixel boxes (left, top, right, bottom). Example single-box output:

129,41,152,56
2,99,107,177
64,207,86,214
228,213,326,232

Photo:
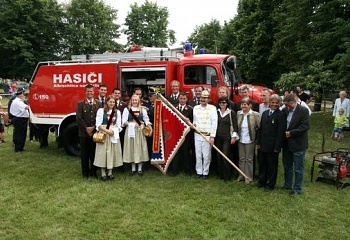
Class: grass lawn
1,109,350,239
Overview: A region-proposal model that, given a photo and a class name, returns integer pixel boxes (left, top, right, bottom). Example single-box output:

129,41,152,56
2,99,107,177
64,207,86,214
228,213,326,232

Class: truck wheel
62,122,80,156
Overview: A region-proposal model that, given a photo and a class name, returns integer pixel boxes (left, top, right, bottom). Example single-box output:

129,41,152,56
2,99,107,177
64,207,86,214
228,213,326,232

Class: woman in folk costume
94,96,123,181
122,94,152,176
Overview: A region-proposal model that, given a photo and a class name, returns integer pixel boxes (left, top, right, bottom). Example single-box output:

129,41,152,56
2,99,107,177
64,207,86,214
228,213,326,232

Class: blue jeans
282,148,306,193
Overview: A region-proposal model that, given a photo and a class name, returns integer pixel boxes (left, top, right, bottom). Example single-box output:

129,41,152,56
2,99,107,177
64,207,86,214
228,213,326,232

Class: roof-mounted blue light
184,42,192,52
199,48,206,54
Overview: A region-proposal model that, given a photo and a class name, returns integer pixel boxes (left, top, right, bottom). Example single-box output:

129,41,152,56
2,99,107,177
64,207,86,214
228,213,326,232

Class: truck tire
62,122,80,156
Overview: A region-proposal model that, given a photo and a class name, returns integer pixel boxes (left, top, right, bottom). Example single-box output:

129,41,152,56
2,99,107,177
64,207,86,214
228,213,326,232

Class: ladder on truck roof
71,49,182,62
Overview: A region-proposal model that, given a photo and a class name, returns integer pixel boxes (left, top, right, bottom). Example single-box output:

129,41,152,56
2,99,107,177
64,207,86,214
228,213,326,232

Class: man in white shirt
192,90,218,180
259,88,271,115
9,88,30,152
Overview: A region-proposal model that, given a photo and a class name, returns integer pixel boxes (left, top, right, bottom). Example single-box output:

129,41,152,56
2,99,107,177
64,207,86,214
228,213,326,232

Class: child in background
333,108,349,140
0,104,6,143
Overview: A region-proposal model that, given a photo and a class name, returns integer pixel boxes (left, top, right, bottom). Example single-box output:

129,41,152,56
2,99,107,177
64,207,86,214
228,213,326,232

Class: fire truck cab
28,43,268,156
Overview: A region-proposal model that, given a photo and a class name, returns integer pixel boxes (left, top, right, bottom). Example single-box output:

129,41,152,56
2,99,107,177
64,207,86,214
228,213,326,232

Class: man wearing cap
192,90,218,180
9,88,30,152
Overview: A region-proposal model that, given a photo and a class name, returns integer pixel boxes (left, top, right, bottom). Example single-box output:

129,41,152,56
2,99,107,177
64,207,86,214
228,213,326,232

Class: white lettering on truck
53,72,103,84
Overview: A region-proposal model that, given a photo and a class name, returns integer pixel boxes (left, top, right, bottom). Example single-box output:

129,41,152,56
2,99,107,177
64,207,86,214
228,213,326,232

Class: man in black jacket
170,92,194,176
282,94,310,196
76,84,100,180
256,94,286,191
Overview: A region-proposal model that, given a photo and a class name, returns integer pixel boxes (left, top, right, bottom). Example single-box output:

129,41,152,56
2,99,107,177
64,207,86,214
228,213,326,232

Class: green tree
63,0,121,57
123,0,174,47
271,0,350,89
232,0,283,87
0,0,64,80
218,20,237,55
187,19,222,54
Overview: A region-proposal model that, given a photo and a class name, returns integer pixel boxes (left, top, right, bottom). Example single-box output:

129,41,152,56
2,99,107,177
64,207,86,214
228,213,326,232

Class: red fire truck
28,43,269,156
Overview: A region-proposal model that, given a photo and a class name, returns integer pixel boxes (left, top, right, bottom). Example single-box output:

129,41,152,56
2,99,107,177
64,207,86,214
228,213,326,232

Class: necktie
181,106,184,112
269,111,272,116
101,98,104,105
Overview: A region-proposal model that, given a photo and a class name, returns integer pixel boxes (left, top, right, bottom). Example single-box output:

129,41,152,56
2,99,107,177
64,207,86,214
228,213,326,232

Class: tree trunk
313,96,322,112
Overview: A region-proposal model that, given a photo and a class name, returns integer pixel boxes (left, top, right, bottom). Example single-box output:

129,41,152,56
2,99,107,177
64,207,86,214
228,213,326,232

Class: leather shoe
138,171,143,176
107,175,114,181
290,191,301,196
202,175,208,180
196,174,202,179
129,171,136,176
101,175,108,182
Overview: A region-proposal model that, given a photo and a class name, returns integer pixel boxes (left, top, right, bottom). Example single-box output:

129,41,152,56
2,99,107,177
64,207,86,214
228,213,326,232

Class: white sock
131,163,136,172
101,168,106,177
107,169,112,176
138,163,143,172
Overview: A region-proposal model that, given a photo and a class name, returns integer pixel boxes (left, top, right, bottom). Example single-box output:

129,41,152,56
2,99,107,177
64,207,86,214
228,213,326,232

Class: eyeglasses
219,101,227,104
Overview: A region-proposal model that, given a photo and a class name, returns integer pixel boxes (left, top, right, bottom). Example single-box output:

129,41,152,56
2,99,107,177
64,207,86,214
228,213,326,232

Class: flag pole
155,92,250,181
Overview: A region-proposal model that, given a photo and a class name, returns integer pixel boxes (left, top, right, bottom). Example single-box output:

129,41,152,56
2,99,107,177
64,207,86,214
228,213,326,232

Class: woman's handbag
93,131,106,143
128,108,152,137
93,110,115,143
142,125,153,137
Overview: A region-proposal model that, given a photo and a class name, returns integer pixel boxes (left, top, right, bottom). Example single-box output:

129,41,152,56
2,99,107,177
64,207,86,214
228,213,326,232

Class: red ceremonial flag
151,99,190,174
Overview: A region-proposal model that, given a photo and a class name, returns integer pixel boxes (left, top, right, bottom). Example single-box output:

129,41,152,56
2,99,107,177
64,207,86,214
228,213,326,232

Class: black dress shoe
101,176,107,182
196,174,202,179
202,175,208,180
129,171,136,176
107,175,114,181
83,176,89,180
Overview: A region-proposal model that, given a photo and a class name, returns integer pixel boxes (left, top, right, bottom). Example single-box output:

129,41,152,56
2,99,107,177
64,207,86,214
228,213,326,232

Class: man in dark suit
76,84,100,180
282,94,310,196
112,88,127,113
188,85,204,107
96,84,108,107
170,92,194,176
256,94,286,191
166,80,180,106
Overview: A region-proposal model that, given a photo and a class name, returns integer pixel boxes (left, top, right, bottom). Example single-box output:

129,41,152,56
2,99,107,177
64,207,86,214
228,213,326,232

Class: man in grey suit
282,94,310,196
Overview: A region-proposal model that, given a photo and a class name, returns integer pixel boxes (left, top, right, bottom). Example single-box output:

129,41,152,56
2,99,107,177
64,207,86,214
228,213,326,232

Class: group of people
76,81,313,197
76,84,152,181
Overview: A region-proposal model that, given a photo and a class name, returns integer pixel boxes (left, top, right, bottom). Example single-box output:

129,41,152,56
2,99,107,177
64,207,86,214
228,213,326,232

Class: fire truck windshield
222,60,235,86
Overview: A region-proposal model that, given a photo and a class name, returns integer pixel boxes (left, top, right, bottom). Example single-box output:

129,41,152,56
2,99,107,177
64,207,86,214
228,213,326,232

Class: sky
104,0,239,45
